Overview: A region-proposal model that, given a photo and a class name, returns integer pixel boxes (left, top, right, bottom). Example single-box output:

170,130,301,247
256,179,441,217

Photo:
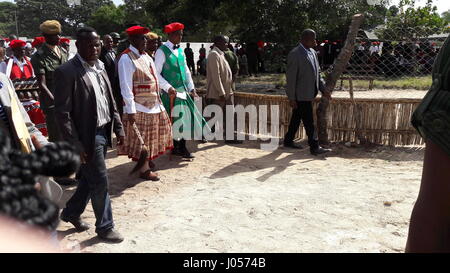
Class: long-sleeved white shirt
154,40,195,100
118,45,164,114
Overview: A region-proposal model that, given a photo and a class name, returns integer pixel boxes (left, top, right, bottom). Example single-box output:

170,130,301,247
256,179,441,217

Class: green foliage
87,4,126,35
377,0,448,40
0,2,17,37
14,0,112,37
442,10,450,24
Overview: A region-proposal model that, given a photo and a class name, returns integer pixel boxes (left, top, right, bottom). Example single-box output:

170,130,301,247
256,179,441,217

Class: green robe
159,45,209,140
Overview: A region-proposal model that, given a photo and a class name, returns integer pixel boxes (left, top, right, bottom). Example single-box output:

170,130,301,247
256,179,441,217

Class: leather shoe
283,142,304,149
61,217,90,232
225,140,243,144
97,229,124,243
310,147,332,156
55,177,77,186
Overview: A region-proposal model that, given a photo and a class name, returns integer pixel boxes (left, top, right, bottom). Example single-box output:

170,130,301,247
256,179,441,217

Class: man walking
155,22,208,159
206,35,242,145
55,27,125,242
284,29,331,156
31,20,68,143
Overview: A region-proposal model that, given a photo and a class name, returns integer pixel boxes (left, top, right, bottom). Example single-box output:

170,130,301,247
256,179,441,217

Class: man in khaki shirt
206,35,242,144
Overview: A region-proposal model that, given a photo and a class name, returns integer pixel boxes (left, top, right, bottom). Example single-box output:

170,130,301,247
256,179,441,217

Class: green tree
377,0,448,40
0,2,17,37
442,9,450,24
87,4,126,35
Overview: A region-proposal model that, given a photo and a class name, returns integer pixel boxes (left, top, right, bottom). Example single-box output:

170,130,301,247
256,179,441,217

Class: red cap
126,26,150,36
164,22,185,34
32,37,45,48
9,39,26,49
59,38,70,45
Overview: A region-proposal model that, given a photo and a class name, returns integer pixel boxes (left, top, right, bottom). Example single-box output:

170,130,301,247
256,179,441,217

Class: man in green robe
155,22,209,159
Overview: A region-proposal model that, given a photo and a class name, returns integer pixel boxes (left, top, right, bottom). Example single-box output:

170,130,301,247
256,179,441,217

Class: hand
168,87,177,97
117,136,125,146
289,100,298,109
191,89,199,98
80,152,88,164
322,92,332,100
128,113,136,124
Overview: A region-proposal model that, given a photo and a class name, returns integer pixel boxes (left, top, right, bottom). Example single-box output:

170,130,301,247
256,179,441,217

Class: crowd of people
0,17,449,253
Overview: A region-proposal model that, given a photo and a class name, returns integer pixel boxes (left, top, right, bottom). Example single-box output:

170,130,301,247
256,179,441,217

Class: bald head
300,29,317,49
103,35,113,51
213,35,229,51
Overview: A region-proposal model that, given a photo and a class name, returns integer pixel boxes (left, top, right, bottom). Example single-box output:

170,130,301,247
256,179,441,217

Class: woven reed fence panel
231,92,424,146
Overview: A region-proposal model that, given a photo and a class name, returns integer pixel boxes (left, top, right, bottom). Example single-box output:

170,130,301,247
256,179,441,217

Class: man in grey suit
55,27,125,242
284,29,332,156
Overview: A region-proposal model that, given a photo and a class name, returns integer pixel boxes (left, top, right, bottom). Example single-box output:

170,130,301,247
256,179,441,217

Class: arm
208,53,226,97
30,55,54,102
117,54,137,114
285,50,299,101
154,48,173,93
53,67,84,155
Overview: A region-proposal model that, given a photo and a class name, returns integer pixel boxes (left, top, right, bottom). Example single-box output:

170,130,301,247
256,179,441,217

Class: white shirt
77,54,111,127
154,40,195,100
118,45,164,114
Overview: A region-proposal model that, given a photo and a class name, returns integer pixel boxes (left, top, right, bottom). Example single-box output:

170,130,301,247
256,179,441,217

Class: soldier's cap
40,20,62,35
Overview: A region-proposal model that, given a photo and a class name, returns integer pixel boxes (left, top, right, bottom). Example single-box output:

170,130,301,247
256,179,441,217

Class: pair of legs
61,127,115,235
284,101,319,151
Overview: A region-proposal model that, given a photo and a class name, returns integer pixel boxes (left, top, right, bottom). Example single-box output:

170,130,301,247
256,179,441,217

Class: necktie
173,44,180,50
6,81,33,153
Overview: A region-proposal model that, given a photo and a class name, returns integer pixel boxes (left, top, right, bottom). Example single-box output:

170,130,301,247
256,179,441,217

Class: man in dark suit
284,29,331,156
55,27,125,242
100,34,123,118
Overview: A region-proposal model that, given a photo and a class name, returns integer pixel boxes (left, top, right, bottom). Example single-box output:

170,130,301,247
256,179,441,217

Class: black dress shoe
61,217,90,232
310,147,332,156
55,177,77,186
97,229,124,243
225,140,243,144
283,142,304,149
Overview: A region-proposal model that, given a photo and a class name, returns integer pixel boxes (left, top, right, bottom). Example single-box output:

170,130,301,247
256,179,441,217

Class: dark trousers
284,101,319,150
43,107,61,142
187,60,196,75
61,127,114,233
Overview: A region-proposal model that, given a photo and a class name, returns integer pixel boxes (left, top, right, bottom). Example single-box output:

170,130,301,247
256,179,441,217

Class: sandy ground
57,139,424,253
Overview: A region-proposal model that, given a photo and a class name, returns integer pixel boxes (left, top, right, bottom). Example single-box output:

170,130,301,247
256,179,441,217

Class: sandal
139,170,160,181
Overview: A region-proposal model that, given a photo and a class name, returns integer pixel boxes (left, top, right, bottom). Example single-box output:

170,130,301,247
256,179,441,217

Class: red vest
9,58,34,80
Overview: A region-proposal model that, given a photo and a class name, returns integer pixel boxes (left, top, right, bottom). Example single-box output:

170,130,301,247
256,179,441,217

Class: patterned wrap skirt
118,111,173,161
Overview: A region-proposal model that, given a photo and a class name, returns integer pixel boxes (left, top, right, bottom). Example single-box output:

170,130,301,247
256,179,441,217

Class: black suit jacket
99,47,116,81
54,56,124,162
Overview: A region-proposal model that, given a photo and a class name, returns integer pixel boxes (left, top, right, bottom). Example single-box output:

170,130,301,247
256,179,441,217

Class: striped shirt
76,54,111,127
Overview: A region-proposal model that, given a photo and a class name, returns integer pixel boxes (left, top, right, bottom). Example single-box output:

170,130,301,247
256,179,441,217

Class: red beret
164,22,184,34
126,26,150,36
9,39,26,49
32,37,45,48
59,38,70,45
